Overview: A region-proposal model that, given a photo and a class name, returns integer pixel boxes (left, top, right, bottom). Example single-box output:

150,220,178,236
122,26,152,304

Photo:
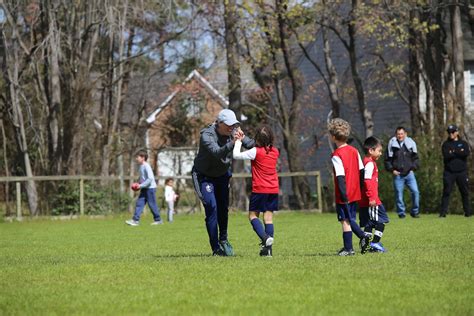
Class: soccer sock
343,231,353,251
373,223,385,243
250,218,266,242
350,220,365,239
264,223,274,237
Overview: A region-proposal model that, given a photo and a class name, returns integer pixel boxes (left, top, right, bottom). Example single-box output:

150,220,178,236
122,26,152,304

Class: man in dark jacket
192,109,255,256
440,124,472,217
384,127,420,218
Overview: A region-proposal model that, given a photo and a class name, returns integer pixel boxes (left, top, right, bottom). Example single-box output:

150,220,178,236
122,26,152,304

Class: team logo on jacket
206,184,213,193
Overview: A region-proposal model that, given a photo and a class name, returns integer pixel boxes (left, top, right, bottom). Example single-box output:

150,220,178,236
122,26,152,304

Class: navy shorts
336,202,357,221
360,204,389,224
249,193,279,212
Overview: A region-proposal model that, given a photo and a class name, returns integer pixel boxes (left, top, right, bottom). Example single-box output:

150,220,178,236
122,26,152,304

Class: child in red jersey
359,136,389,253
328,119,371,256
233,125,279,257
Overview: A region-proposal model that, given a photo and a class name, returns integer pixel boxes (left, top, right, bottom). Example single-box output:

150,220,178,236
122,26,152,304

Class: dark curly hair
255,125,274,153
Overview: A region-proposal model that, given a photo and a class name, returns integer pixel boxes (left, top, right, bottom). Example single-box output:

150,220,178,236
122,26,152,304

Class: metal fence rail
0,171,322,219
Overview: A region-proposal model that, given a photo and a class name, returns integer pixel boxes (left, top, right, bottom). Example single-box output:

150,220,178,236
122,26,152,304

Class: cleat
260,245,272,257
150,220,164,225
125,219,139,226
439,213,446,218
360,233,372,254
337,248,355,256
369,242,386,253
410,213,420,218
219,240,235,256
398,214,406,219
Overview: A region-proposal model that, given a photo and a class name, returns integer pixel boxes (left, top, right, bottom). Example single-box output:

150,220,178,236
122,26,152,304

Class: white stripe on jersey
331,156,345,176
364,161,375,179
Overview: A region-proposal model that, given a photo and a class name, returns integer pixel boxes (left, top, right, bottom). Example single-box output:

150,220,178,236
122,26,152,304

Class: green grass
0,212,472,315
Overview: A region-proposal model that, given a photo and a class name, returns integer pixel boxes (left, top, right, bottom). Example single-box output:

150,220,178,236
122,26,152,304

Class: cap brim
222,119,240,126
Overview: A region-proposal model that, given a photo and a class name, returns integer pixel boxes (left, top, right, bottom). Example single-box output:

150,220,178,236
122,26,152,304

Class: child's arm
139,165,154,188
331,156,348,203
233,139,257,160
363,161,377,206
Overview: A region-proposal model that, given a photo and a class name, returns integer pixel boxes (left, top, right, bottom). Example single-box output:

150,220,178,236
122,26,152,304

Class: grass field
0,212,472,315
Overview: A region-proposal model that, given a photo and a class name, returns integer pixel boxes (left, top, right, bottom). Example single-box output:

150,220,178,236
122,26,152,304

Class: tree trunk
48,9,62,174
224,0,247,211
2,32,39,215
322,25,341,118
0,118,11,216
101,1,129,178
347,0,373,138
451,0,465,126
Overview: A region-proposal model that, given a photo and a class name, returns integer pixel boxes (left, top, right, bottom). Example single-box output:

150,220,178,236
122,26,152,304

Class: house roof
145,69,229,124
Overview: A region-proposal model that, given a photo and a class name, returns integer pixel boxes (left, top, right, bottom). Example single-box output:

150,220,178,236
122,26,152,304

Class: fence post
316,172,322,213
16,182,22,220
80,177,84,216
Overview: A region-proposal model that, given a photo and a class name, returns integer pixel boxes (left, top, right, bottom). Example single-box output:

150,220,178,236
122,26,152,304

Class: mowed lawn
0,212,472,315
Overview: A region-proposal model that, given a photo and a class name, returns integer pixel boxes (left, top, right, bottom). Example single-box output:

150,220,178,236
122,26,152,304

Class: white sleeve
364,162,375,179
331,156,345,176
358,152,364,170
233,140,257,160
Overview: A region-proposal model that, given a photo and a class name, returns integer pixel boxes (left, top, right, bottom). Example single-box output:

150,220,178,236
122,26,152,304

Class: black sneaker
259,245,272,257
360,234,372,254
410,213,420,218
398,214,406,219
465,213,472,218
337,248,355,256
439,213,447,218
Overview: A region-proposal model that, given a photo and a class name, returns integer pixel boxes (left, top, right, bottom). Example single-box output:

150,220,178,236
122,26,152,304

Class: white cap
217,109,240,126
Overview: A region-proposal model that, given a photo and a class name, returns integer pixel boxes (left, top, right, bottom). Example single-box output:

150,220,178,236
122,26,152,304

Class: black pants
440,170,472,216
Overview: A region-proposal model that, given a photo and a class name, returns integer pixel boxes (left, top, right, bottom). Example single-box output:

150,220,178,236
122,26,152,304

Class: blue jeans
192,170,231,252
132,188,161,222
393,171,419,216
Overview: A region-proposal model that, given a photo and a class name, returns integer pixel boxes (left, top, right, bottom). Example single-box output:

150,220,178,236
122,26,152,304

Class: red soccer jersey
251,146,280,194
359,156,382,207
331,145,364,204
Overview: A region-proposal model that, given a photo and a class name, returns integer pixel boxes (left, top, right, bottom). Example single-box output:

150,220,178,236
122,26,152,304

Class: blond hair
328,118,351,142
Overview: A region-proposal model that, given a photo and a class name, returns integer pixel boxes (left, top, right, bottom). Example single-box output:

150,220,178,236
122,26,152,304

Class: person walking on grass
359,136,390,253
192,109,255,256
440,124,472,218
126,150,163,226
328,118,371,256
384,126,420,219
233,125,279,257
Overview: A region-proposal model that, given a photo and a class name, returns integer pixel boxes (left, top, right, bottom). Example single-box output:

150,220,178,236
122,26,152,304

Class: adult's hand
393,170,400,176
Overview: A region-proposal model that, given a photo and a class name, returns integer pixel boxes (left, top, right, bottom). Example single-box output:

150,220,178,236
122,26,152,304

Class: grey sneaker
337,248,355,256
219,240,235,256
150,220,164,225
125,219,139,226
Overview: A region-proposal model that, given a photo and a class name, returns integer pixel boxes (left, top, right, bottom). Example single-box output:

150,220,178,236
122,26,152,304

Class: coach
192,109,255,256
384,126,420,218
440,124,472,217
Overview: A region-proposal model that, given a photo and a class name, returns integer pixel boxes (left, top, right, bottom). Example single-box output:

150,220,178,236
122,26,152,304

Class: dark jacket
384,136,420,176
442,138,471,173
193,123,255,177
